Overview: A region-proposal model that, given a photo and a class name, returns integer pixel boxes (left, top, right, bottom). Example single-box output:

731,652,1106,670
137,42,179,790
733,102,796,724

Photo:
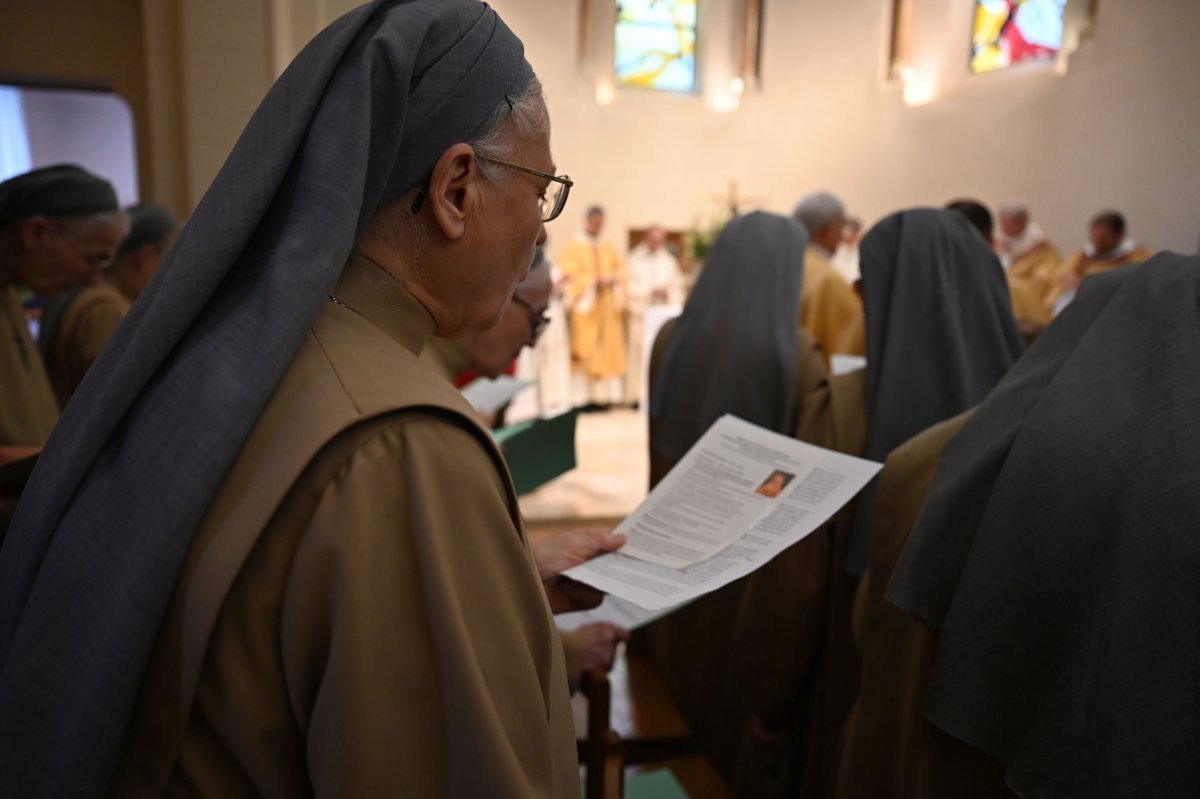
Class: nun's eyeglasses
477,157,573,223
409,159,573,223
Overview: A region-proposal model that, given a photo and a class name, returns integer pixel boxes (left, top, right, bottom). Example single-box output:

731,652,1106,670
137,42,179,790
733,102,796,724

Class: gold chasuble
1047,245,1154,307
559,236,627,379
802,246,864,367
111,255,579,798
1006,241,1060,326
0,285,58,446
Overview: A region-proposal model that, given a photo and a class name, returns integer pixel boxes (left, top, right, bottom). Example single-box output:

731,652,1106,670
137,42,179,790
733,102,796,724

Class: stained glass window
614,0,699,93
971,0,1067,74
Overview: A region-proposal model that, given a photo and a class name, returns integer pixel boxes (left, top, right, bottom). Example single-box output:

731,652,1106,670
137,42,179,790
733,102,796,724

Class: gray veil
649,211,809,461
845,208,1024,576
887,254,1200,797
0,1,532,794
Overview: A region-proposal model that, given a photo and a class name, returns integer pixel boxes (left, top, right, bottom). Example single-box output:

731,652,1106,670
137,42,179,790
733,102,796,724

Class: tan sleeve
835,413,970,799
280,413,577,798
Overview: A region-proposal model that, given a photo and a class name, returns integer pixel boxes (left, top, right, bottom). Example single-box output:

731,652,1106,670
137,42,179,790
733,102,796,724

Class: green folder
493,408,579,496
621,768,691,799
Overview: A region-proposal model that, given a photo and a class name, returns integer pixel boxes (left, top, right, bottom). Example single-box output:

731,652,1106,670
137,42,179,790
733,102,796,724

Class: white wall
20,88,140,206
490,0,1200,258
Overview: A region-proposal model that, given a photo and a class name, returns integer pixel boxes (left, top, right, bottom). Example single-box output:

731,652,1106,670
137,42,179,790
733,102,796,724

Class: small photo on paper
755,470,795,499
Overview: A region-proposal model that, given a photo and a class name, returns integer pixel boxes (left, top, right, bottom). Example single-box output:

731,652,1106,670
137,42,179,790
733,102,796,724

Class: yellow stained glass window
972,0,1066,74
615,0,698,92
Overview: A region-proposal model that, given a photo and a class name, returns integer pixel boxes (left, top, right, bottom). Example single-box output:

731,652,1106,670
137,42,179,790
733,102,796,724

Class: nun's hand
532,527,626,613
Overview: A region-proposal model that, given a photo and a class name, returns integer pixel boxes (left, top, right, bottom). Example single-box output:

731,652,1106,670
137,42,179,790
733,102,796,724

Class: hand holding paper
532,527,627,613
564,415,882,610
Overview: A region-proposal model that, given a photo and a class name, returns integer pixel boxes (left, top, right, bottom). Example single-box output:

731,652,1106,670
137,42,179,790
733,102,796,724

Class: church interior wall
3,0,1197,258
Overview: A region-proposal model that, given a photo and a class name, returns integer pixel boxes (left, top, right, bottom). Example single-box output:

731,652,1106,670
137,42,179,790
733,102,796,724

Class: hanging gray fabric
887,254,1200,798
0,2,532,795
650,211,809,461
845,207,1024,576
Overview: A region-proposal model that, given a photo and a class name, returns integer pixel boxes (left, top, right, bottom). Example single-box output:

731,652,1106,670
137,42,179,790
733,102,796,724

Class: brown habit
110,255,579,797
45,280,131,406
835,411,1012,799
1,284,59,446
731,368,868,798
634,318,829,784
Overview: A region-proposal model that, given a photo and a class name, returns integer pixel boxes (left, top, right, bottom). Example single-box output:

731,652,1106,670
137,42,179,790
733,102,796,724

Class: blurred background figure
1049,209,1154,313
40,202,178,405
793,191,864,367
559,204,627,407
624,224,684,406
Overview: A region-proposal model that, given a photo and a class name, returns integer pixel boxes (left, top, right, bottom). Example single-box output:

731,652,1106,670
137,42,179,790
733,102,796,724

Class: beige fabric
731,368,868,799
421,334,472,383
0,285,58,446
47,280,131,406
420,326,586,693
835,411,972,799
559,238,627,380
1047,245,1154,306
636,317,830,784
801,247,864,367
1005,240,1059,325
110,254,579,798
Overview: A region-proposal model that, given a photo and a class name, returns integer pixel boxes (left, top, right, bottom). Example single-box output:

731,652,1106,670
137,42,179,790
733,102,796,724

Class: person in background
1048,209,1153,312
886,253,1200,798
832,216,862,284
733,208,1024,799
624,225,684,405
0,164,123,534
559,204,627,406
635,211,828,791
793,191,864,366
996,201,1059,328
40,202,179,405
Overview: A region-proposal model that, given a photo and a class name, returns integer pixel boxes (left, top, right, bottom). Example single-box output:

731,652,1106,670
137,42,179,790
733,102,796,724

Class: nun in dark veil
633,211,828,787
0,2,592,796
732,208,1024,798
886,253,1200,799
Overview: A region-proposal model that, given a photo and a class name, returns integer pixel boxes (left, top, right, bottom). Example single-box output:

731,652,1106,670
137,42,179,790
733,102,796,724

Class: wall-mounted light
899,65,937,107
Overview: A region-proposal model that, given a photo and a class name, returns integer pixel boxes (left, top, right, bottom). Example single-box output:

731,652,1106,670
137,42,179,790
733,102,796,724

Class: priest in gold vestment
559,205,627,403
1047,210,1153,312
997,203,1060,332
793,192,865,366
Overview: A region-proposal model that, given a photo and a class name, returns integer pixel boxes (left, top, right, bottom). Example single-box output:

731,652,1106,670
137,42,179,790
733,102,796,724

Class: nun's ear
426,142,482,242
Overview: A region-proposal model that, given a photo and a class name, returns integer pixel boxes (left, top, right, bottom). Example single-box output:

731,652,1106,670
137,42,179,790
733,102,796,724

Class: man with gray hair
997,202,1060,330
793,191,864,366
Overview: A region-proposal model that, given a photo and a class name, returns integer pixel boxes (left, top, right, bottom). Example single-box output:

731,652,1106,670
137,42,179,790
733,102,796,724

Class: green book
493,408,579,496
622,768,691,799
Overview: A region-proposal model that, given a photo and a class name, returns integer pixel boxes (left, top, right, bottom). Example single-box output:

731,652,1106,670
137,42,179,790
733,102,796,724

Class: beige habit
110,255,579,797
635,317,829,785
1,285,59,446
834,410,1011,798
45,281,131,406
731,369,867,798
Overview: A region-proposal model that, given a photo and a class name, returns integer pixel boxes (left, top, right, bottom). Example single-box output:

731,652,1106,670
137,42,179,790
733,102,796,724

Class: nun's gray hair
471,76,549,182
792,191,846,235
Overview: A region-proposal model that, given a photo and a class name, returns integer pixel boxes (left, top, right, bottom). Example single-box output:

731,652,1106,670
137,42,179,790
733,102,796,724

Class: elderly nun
0,2,616,796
